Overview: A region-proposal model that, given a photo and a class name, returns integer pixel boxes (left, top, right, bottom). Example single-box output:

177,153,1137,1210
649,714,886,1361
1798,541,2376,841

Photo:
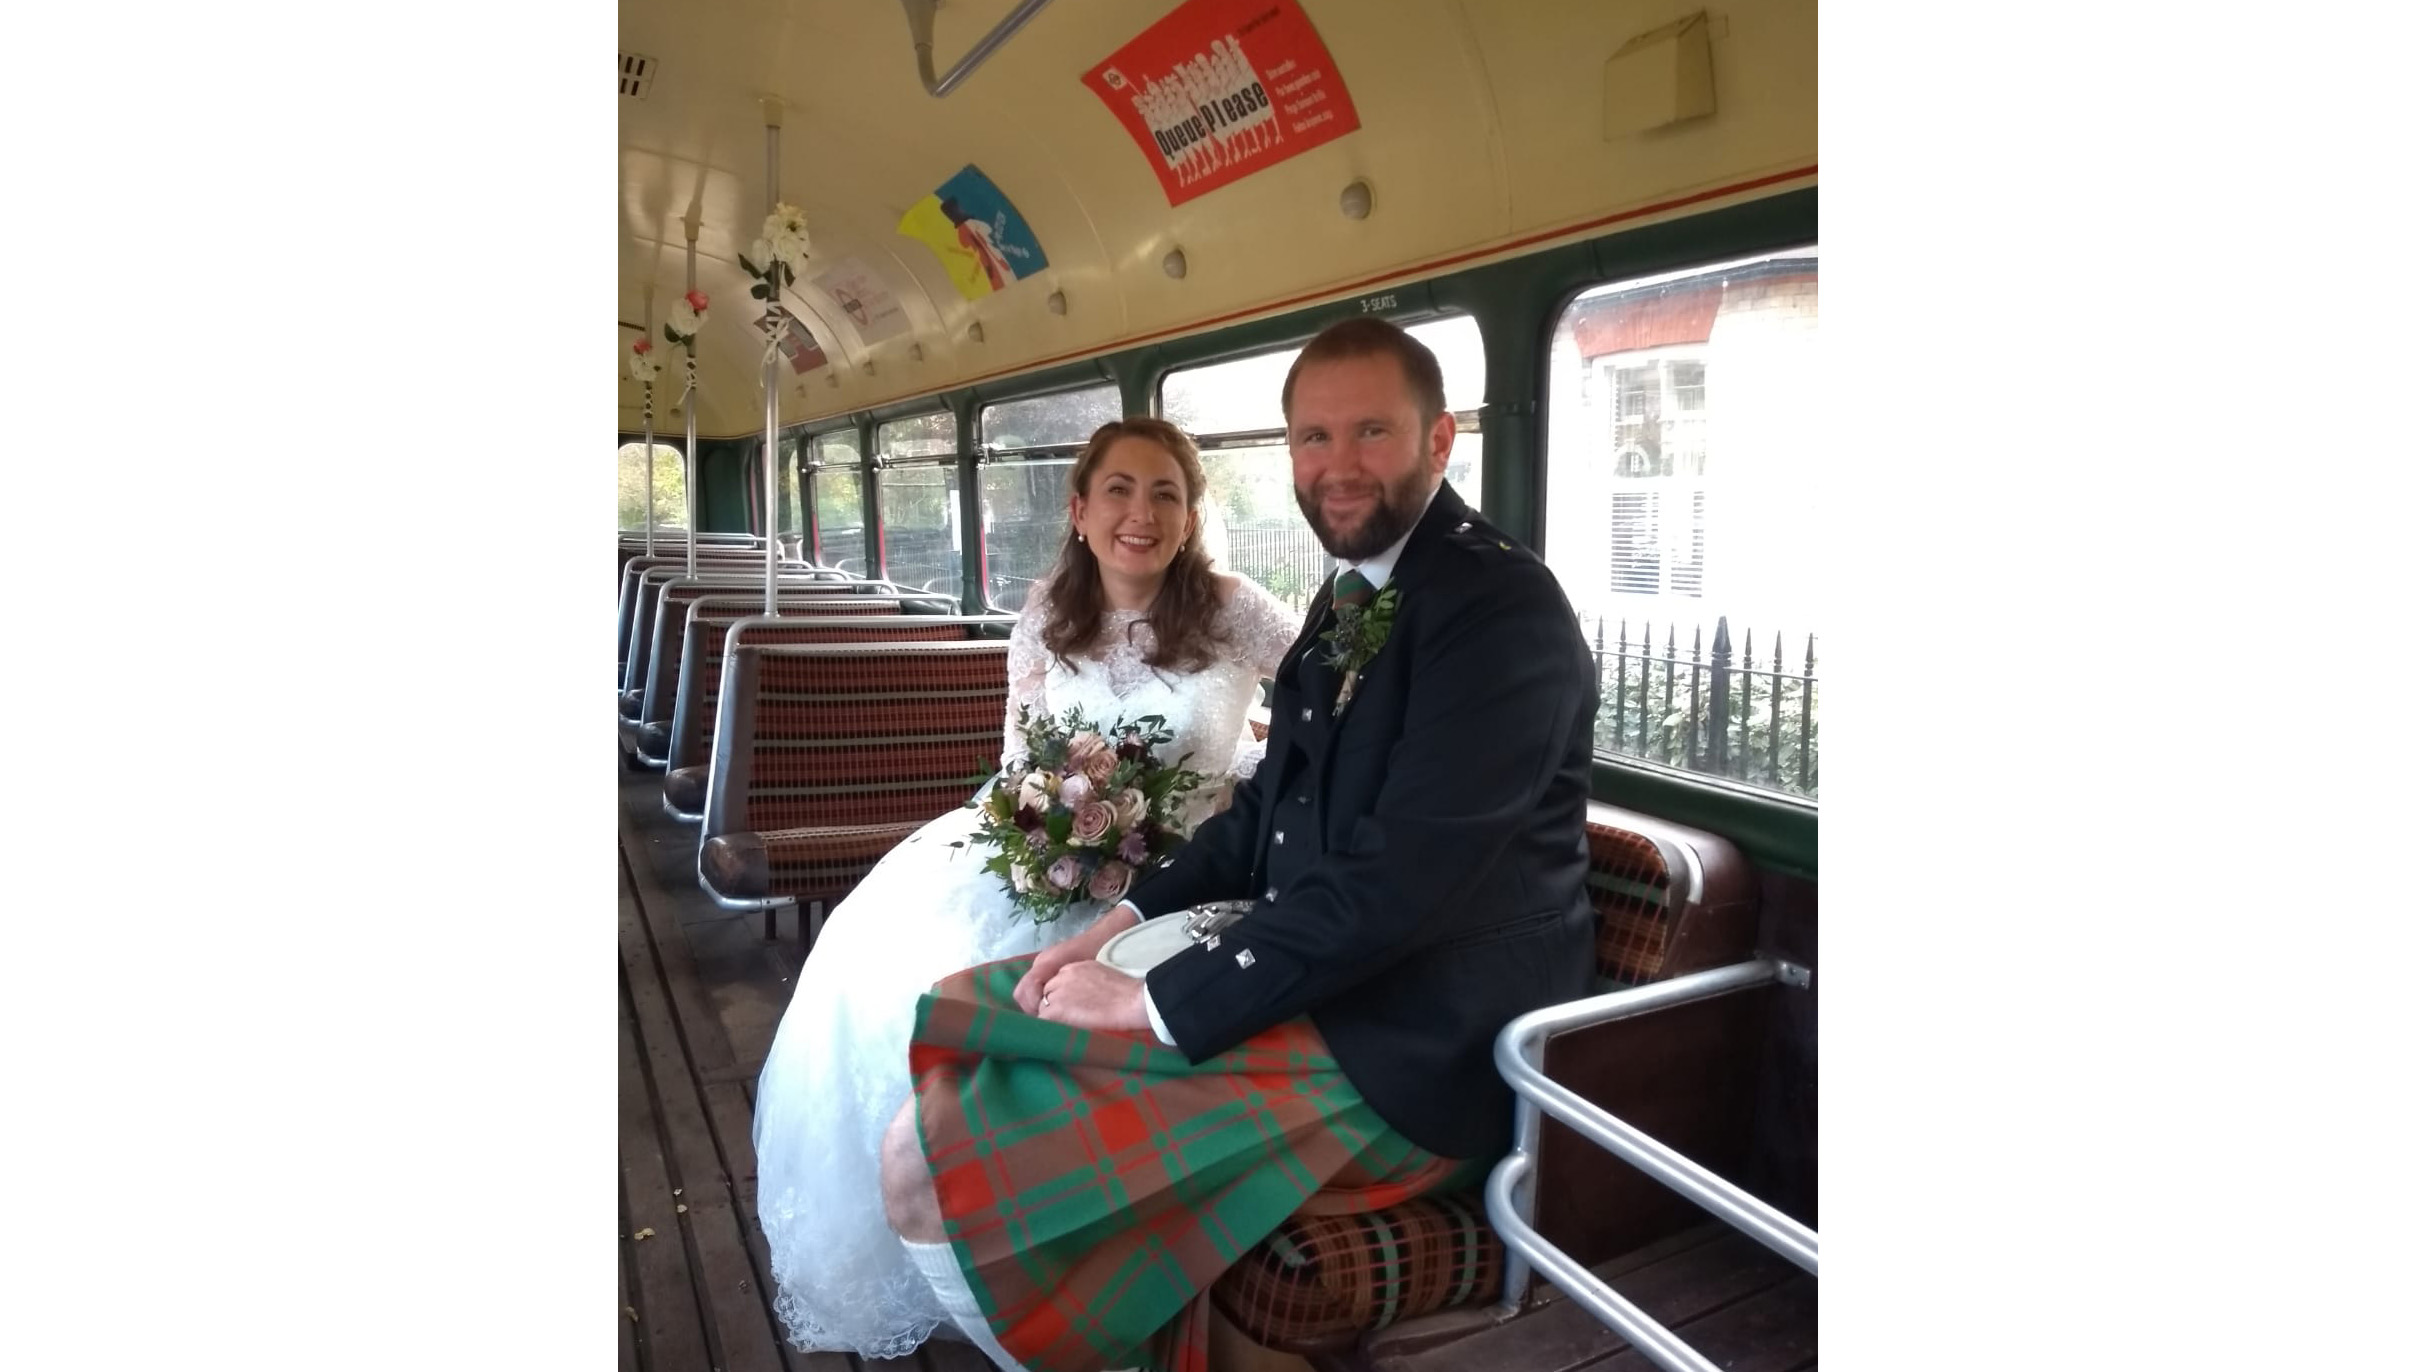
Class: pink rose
1071,800,1115,844
632,338,651,354
1058,773,1093,808
1088,860,1135,902
1068,732,1120,786
684,289,709,312
1109,788,1148,833
1045,855,1084,892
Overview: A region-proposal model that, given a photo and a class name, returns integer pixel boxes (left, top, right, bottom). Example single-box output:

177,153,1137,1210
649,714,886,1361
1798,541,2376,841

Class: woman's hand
1013,905,1141,1015
1036,961,1153,1034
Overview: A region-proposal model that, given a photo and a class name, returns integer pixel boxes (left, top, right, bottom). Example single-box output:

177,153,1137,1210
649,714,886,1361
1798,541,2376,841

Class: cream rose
1109,788,1148,833
1017,770,1056,812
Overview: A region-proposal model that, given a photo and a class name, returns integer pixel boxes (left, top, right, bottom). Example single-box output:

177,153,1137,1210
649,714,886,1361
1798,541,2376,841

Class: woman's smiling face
1070,435,1196,592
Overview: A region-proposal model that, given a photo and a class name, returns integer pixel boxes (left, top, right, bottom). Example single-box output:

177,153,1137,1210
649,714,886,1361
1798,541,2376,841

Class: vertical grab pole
642,294,657,561
761,103,782,616
683,216,701,579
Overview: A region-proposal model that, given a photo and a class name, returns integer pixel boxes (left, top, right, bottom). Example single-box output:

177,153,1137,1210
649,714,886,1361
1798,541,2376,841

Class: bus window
1161,317,1487,610
1543,249,1820,801
876,413,960,595
811,430,867,578
978,384,1120,610
617,441,687,531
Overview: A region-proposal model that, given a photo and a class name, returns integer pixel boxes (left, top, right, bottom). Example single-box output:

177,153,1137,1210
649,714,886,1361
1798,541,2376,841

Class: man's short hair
1280,316,1448,426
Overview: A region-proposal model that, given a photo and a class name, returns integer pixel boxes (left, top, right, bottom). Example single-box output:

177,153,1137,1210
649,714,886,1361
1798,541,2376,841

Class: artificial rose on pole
738,203,813,363
663,289,708,395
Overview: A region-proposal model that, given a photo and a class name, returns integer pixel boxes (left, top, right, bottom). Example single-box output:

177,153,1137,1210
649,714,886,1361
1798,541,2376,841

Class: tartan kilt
909,957,1472,1372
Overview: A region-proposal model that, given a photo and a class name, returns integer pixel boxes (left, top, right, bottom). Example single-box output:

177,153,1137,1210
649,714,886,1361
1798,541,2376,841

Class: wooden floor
1367,1224,1816,1372
617,769,994,1372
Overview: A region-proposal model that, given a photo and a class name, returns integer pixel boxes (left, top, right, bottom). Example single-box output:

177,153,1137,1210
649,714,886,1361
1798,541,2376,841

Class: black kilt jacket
1130,483,1598,1159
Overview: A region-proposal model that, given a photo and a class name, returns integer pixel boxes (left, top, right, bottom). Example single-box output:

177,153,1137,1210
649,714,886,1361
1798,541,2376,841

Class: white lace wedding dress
753,573,1305,1358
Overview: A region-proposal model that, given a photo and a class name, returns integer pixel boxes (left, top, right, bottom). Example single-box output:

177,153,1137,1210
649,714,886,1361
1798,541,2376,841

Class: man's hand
1036,961,1153,1034
1012,904,1141,1015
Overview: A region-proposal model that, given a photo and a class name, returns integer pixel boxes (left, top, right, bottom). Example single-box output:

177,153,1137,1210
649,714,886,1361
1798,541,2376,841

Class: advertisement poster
776,307,827,374
895,165,1048,301
1083,0,1360,207
813,258,911,345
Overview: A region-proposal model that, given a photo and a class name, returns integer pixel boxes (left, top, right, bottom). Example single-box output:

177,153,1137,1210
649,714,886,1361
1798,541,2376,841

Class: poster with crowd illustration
895,165,1049,301
1084,0,1360,206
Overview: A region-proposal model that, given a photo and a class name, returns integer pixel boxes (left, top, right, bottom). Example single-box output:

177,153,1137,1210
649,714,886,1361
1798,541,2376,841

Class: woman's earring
1074,531,1085,543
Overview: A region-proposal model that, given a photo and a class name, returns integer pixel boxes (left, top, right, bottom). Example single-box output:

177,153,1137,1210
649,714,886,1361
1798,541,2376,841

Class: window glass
980,458,1077,609
1161,317,1488,608
1544,249,1820,801
981,384,1121,450
811,430,867,577
976,386,1123,608
876,413,961,594
877,411,956,460
617,442,687,530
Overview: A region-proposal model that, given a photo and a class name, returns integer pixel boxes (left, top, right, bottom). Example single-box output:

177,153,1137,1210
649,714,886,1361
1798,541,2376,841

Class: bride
753,416,1304,1358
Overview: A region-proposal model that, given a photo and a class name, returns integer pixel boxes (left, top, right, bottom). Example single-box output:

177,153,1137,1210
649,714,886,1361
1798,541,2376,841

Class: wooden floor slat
620,776,873,1372
1373,1224,1810,1372
622,860,796,1372
620,970,712,1372
1578,1273,1815,1372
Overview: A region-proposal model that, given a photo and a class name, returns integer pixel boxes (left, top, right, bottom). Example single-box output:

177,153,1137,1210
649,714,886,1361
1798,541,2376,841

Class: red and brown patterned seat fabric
618,564,831,698
621,591,895,731
654,614,1001,807
1208,804,1752,1353
696,641,1009,908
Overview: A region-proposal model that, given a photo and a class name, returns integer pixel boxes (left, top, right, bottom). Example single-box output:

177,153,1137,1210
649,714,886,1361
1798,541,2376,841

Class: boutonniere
1324,586,1398,717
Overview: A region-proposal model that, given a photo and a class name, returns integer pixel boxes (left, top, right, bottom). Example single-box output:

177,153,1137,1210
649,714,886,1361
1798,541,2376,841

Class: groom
881,317,1598,1372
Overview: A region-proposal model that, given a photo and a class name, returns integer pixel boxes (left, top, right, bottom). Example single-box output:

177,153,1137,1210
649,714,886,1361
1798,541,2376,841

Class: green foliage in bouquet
955,706,1210,925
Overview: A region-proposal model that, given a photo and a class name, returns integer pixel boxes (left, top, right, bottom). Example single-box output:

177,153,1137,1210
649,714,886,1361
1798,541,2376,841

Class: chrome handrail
1485,957,1816,1372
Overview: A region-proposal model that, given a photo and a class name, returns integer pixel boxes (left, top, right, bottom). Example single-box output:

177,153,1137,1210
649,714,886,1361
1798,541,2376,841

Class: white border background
5,1,2432,1365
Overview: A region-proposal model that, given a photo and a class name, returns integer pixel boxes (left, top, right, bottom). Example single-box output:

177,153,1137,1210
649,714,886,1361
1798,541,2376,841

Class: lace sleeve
1217,576,1310,783
1223,576,1309,677
1001,582,1052,770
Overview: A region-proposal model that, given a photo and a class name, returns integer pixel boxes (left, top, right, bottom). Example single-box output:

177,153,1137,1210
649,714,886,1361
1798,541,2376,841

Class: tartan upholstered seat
1208,801,1759,1353
696,639,1009,914
657,612,1008,814
1213,1191,1505,1355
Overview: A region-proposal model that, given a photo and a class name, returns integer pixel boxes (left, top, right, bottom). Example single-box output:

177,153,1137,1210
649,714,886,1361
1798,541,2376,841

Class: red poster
1083,0,1360,207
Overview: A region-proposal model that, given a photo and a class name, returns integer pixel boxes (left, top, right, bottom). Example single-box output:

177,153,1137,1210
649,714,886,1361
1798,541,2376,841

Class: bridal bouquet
963,706,1208,925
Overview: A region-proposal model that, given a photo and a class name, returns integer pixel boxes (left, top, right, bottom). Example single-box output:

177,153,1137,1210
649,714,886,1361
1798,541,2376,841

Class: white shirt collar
1339,517,1419,594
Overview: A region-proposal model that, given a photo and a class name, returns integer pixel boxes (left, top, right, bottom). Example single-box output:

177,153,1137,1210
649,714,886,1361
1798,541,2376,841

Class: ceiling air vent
619,53,658,99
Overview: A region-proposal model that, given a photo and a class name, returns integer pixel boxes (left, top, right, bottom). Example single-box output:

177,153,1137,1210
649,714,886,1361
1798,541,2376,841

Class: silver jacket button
1235,948,1257,969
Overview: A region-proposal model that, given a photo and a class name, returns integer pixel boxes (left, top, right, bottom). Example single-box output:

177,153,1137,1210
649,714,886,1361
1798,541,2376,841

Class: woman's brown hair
1038,417,1228,674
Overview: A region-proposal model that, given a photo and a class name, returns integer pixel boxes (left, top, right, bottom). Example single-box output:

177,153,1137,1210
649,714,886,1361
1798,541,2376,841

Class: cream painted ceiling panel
617,0,1817,436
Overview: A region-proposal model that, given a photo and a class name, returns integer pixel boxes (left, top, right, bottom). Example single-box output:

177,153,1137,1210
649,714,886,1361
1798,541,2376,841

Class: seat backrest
616,552,804,659
619,563,828,685
1529,801,1764,1283
663,609,1017,770
701,639,1010,839
636,587,903,723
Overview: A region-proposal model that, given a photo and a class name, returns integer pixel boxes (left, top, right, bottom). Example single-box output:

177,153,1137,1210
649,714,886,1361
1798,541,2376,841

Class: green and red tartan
908,957,1471,1372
